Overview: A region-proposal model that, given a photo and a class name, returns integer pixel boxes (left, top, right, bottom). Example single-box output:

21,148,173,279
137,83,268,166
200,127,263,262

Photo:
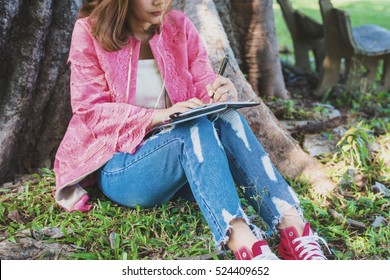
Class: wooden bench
277,0,325,72
316,0,390,96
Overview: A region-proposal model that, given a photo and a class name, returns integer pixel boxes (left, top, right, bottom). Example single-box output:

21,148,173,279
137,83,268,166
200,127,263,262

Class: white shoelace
292,233,332,260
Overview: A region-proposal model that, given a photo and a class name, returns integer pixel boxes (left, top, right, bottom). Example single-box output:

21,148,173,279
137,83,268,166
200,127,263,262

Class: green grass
0,172,217,260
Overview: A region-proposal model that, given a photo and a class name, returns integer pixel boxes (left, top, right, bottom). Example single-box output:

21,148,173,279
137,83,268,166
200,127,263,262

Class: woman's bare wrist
148,109,168,130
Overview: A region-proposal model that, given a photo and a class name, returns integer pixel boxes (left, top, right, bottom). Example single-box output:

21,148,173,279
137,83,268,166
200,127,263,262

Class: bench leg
381,58,390,91
294,42,312,71
344,58,353,89
315,55,341,97
344,57,380,92
360,57,379,91
344,58,363,91
313,43,325,73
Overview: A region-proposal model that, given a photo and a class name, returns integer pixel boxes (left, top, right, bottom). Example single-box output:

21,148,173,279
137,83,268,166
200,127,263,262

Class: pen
217,54,229,76
210,55,229,102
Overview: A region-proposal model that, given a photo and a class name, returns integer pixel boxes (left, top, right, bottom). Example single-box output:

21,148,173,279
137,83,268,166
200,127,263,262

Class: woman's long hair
79,0,172,52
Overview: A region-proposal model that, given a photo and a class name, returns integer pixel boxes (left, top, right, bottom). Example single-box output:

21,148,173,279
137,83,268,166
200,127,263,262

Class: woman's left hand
206,76,238,103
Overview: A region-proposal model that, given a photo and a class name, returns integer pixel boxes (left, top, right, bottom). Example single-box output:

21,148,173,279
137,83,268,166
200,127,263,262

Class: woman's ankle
226,218,258,251
278,208,305,236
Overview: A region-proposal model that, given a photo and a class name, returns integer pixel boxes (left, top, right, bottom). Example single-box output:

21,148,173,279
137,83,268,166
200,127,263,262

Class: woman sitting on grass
54,0,330,260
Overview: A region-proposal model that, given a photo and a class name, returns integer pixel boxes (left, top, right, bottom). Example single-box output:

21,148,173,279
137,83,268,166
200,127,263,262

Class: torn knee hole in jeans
272,197,305,229
272,197,303,217
190,125,204,162
220,111,252,151
212,124,223,148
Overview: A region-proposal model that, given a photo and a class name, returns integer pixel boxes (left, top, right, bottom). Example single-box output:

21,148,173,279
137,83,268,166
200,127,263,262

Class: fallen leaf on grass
7,210,24,224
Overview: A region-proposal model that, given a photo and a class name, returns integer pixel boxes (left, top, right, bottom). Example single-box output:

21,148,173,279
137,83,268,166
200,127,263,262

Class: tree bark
0,0,335,194
0,0,78,181
214,0,290,99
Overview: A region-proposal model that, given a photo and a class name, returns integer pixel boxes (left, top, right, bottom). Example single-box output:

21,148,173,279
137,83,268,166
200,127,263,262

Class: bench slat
353,25,390,56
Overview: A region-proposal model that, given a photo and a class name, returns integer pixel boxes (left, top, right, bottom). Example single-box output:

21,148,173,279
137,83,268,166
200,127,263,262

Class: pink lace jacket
54,10,216,212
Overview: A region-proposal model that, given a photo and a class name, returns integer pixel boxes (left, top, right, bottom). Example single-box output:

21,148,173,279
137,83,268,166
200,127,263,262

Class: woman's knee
174,117,217,141
218,110,247,129
215,110,254,151
173,117,224,161
189,116,214,131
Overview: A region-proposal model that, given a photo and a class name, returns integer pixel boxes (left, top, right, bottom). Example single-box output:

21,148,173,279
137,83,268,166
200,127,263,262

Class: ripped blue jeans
97,110,302,248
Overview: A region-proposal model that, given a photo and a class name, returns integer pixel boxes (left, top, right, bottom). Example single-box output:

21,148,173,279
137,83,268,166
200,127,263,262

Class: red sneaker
234,239,279,260
278,223,330,260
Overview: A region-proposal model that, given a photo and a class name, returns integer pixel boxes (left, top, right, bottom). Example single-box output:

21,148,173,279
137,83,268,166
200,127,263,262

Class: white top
134,59,169,109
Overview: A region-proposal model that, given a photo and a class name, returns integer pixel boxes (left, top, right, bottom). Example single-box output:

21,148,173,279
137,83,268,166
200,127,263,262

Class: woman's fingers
211,76,229,91
212,84,232,102
179,98,203,109
207,76,228,100
206,84,214,99
212,84,238,102
187,97,204,106
172,98,204,112
208,76,238,102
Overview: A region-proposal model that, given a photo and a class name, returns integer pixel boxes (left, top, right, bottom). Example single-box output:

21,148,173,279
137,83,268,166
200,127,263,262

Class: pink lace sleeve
184,16,216,103
68,20,157,154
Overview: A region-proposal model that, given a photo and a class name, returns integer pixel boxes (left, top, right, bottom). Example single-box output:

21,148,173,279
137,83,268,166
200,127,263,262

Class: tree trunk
0,0,79,181
0,0,335,194
214,0,290,99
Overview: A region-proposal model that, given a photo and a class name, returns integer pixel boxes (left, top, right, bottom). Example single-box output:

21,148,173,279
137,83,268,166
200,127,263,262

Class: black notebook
145,100,260,138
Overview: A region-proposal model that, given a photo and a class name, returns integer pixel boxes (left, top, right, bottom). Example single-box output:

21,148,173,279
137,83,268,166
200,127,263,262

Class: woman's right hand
148,98,204,129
